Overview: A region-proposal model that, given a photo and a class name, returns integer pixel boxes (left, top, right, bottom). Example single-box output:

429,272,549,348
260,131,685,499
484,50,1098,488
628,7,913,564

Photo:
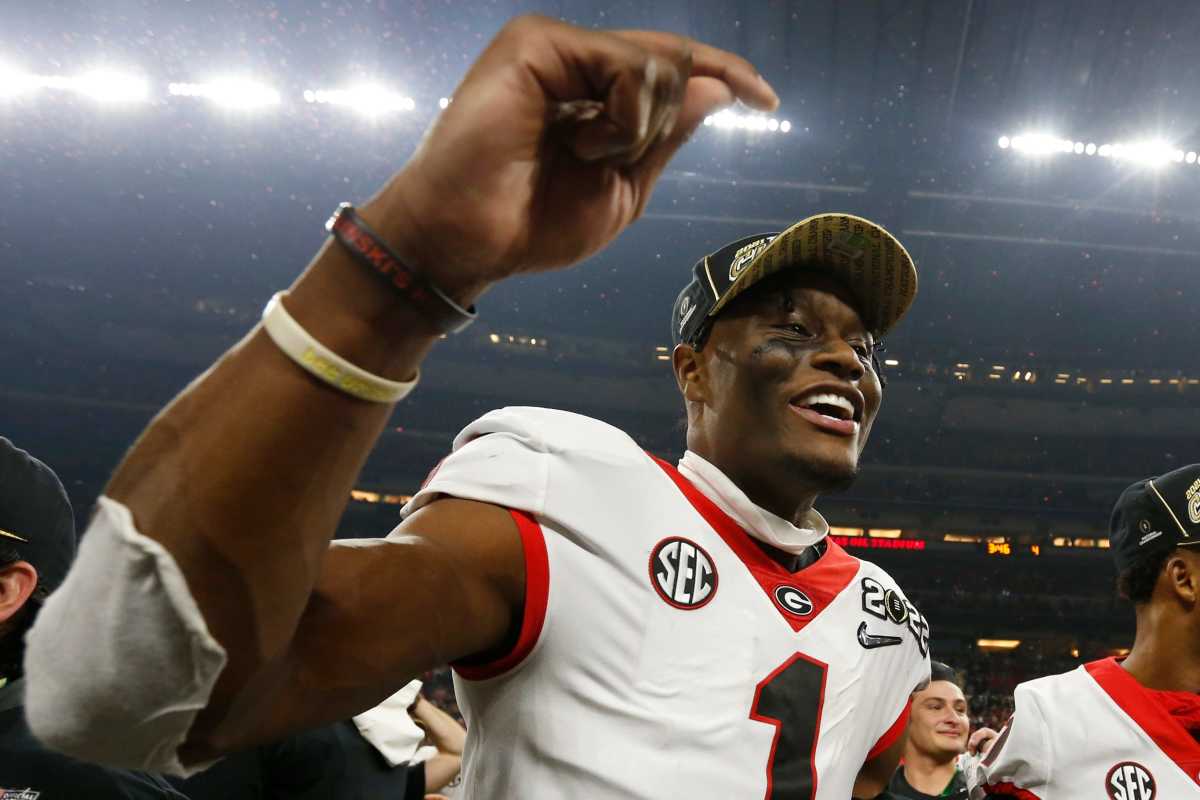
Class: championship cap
0,436,76,594
1109,464,1200,574
671,213,918,348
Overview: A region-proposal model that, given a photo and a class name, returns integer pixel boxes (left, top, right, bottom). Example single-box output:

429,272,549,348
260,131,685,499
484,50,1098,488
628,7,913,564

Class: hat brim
707,213,918,337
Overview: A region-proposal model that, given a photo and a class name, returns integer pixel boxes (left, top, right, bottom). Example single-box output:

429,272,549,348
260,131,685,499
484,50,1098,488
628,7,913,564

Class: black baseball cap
1110,464,1200,574
671,213,918,348
0,437,76,594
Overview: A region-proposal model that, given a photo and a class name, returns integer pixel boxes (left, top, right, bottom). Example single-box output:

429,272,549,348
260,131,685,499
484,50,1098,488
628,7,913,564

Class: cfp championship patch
649,537,718,609
727,236,775,281
1105,761,1156,800
860,577,930,655
1186,477,1200,525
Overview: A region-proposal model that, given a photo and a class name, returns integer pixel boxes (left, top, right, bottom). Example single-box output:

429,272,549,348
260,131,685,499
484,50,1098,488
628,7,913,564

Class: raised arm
24,14,777,772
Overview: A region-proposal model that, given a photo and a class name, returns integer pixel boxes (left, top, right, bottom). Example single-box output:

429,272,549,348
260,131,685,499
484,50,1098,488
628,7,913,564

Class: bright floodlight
71,69,149,103
304,84,415,117
1002,131,1199,169
0,63,39,99
1111,140,1175,167
1007,133,1073,155
703,108,791,134
169,79,281,110
438,96,450,109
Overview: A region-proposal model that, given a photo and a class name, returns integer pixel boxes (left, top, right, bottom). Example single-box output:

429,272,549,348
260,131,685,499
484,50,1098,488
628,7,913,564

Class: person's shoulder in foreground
968,463,1200,799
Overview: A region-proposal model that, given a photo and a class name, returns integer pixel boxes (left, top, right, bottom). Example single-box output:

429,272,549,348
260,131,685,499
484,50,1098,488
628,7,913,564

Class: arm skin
852,736,904,799
411,696,466,757
47,13,777,767
414,695,468,794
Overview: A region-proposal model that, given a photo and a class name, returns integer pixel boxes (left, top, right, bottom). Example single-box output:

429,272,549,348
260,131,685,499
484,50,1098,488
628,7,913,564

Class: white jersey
967,658,1200,800
400,407,930,800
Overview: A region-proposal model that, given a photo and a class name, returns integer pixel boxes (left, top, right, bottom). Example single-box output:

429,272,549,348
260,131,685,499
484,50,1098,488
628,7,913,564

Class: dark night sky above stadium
2,0,1199,519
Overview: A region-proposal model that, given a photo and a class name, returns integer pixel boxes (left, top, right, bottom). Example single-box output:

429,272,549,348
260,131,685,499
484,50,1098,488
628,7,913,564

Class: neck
902,748,958,794
1122,607,1200,692
689,444,821,523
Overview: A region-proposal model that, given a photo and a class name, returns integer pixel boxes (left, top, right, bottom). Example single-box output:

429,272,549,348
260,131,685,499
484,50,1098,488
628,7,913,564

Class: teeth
800,392,855,420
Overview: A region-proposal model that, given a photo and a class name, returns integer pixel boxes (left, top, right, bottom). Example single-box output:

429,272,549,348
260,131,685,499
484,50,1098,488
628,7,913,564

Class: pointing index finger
614,30,779,111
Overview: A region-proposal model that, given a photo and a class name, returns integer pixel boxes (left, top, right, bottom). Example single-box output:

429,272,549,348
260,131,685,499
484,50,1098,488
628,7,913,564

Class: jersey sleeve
399,407,553,520
868,642,930,761
966,682,1052,800
863,575,933,761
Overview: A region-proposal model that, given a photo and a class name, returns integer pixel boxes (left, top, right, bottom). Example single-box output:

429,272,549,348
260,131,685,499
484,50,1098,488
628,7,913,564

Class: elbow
21,494,229,774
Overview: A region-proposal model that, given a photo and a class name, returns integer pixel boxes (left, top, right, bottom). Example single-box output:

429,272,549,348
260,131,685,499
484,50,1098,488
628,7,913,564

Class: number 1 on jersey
749,653,828,800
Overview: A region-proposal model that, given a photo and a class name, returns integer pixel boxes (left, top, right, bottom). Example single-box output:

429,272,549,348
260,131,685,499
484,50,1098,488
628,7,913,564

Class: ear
0,561,38,625
1165,551,1200,607
671,343,708,405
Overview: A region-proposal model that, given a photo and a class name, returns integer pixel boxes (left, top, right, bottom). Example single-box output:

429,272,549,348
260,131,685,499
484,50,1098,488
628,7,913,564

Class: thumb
626,76,736,212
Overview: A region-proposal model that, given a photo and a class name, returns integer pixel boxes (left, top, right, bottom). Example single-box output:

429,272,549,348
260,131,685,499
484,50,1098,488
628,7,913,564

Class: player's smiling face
675,270,883,519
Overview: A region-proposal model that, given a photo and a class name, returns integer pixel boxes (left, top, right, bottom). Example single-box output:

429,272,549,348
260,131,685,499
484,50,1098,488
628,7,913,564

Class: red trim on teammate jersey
649,454,859,633
1084,657,1200,787
454,509,549,681
867,701,910,761
980,782,1043,799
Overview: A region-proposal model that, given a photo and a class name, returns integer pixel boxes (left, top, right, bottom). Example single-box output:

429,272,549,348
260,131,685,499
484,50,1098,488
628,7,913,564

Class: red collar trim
649,454,859,633
1085,657,1200,785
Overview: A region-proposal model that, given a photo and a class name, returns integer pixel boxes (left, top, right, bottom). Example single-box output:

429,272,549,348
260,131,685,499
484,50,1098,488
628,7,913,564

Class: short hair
0,545,47,681
1117,547,1173,604
929,660,960,687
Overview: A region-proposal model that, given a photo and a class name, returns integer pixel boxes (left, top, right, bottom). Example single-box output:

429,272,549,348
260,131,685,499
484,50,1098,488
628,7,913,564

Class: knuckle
500,13,552,40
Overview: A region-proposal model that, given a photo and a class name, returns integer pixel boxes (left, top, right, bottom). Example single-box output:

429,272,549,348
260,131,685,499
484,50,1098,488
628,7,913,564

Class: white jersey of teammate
399,407,930,800
967,657,1200,800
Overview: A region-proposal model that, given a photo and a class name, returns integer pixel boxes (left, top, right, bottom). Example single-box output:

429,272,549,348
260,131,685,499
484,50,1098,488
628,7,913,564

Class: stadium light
303,84,416,117
0,63,38,99
169,79,281,110
0,67,149,103
999,131,1198,169
702,109,792,134
69,69,150,103
438,96,450,109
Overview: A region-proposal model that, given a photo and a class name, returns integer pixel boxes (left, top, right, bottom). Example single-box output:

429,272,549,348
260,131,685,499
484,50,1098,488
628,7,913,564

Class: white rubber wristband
261,292,418,403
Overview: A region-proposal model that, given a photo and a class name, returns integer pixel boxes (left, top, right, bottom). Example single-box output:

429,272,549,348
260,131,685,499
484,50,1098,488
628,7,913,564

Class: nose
810,338,865,382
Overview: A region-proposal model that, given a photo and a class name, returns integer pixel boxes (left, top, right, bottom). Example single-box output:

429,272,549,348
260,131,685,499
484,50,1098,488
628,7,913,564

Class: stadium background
4,0,1199,733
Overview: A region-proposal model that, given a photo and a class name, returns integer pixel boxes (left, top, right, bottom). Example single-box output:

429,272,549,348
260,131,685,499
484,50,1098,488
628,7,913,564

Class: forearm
414,700,466,755
103,190,472,738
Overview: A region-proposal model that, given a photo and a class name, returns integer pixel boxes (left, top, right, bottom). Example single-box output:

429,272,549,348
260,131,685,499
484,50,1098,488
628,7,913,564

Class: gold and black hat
1110,464,1200,573
671,212,918,348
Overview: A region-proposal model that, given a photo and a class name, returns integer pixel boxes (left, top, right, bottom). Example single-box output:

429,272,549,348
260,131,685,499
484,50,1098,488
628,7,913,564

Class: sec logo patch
773,585,814,617
649,537,718,609
1106,761,1155,800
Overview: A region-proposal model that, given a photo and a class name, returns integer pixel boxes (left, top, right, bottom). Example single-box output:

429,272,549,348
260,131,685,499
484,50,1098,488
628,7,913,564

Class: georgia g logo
1105,761,1156,800
773,585,814,617
649,537,718,609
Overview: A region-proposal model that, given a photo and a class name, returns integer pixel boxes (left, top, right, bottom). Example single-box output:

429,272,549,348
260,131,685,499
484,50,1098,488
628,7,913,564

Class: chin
786,450,860,493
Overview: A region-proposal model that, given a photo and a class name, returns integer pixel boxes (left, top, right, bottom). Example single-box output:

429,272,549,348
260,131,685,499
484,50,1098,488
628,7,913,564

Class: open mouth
789,389,863,437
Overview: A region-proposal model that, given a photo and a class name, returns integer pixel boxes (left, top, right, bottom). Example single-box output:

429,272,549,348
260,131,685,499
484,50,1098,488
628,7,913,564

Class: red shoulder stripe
453,509,549,681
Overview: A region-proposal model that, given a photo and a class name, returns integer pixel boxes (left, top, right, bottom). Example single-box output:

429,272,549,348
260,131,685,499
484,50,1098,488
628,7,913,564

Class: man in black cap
28,16,928,800
967,464,1200,799
0,436,187,798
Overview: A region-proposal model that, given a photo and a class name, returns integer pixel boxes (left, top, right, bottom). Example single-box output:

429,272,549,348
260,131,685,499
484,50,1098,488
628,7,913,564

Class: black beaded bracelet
325,203,478,334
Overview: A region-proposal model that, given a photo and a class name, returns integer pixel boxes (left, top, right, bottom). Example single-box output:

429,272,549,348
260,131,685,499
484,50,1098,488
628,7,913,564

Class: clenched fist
364,14,779,302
